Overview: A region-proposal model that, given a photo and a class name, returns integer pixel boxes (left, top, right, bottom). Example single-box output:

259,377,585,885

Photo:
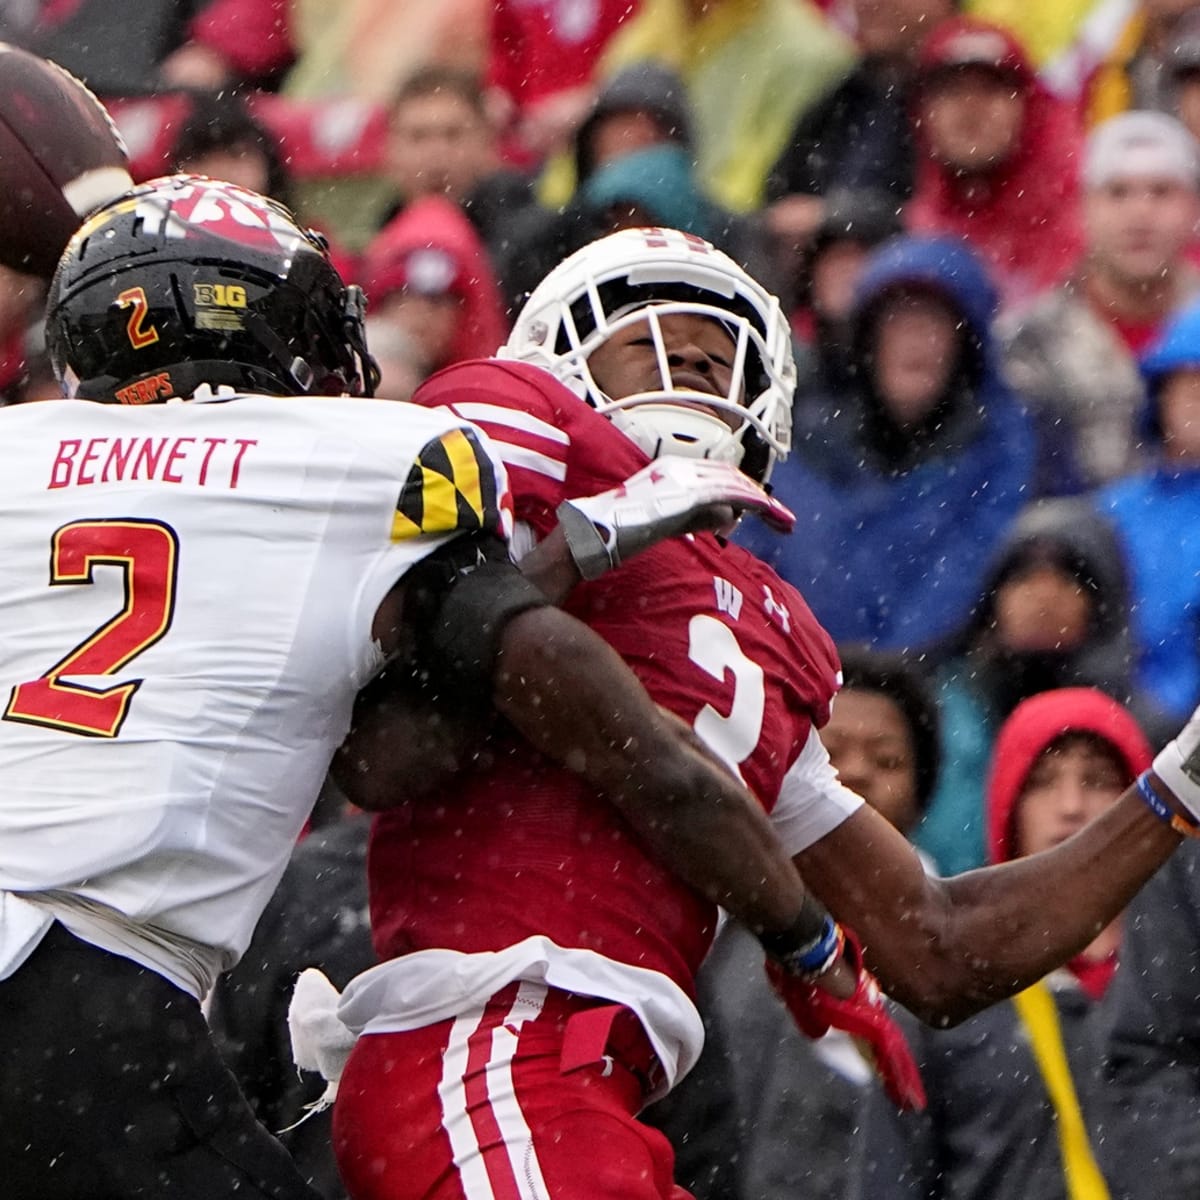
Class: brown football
0,43,132,278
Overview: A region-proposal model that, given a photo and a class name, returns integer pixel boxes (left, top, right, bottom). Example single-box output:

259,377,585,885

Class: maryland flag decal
392,426,504,541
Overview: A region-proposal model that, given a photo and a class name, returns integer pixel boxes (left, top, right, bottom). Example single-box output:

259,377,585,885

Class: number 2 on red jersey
5,518,179,737
688,614,766,782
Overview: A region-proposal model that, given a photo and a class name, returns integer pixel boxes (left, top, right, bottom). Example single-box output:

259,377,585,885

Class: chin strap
343,285,380,397
610,401,746,470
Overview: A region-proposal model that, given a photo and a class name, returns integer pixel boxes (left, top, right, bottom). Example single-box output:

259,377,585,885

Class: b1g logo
194,281,250,333
194,283,247,309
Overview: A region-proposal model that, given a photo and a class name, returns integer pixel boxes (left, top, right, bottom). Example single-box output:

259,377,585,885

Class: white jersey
0,391,509,986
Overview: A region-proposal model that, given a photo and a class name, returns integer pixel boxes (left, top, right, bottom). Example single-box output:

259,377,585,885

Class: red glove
765,926,927,1112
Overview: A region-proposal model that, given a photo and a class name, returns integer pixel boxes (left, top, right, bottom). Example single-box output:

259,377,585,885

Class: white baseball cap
1084,110,1200,190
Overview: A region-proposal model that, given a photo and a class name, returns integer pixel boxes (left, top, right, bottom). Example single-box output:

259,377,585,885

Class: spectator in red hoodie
361,194,508,379
853,687,1151,1200
907,16,1086,310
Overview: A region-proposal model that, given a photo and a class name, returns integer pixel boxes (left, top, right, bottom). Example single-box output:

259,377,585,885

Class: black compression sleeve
403,534,549,693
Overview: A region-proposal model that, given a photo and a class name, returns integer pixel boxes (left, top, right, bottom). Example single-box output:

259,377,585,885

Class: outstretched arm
795,778,1182,1027
489,602,815,937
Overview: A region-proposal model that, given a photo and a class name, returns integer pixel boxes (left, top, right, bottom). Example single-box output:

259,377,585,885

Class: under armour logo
762,585,791,632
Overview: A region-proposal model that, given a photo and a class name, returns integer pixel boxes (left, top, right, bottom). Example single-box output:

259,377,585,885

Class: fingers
625,458,797,535
687,494,791,538
750,494,796,534
709,488,795,534
687,463,795,535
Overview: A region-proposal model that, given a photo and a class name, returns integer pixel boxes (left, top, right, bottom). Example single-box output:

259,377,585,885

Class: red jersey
368,359,841,997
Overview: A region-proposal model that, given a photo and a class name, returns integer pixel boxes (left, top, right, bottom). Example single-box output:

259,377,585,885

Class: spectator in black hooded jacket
1098,837,1200,1199
918,496,1136,874
496,61,772,313
764,0,955,254
789,188,903,397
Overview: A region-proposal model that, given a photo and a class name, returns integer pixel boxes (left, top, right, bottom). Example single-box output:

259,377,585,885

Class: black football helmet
45,174,380,403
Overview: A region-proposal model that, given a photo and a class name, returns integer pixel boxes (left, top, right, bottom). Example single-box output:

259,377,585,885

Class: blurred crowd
9,0,1200,1197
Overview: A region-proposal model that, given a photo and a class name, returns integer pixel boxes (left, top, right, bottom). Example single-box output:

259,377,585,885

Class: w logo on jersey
392,427,503,541
714,577,743,620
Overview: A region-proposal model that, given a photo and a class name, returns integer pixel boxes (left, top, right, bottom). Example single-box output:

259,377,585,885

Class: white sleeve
770,727,864,856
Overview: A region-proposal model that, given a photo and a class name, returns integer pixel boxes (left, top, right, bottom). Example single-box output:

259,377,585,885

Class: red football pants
332,980,692,1200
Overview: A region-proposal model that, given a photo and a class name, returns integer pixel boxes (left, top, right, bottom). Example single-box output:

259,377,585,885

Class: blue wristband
1136,771,1200,837
1136,772,1173,824
787,914,842,978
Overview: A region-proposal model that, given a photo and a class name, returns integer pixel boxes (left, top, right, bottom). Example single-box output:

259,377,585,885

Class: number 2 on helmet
118,286,159,349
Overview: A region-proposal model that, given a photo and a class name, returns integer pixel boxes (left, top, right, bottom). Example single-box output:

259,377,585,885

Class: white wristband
1152,707,1200,822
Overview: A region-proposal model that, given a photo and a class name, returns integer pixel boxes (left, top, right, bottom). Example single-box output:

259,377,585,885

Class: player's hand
765,925,927,1112
556,458,796,580
1151,702,1200,831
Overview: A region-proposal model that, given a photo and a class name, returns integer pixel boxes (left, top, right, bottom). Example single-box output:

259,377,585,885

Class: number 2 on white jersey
4,518,179,738
687,614,765,781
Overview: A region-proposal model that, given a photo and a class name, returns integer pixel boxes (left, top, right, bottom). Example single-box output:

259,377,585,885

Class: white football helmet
500,227,795,484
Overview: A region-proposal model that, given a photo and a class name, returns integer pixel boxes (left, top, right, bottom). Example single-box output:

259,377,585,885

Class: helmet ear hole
46,174,370,403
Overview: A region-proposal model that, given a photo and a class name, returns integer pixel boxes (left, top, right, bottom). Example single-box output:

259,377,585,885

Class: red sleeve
188,0,294,80
774,571,842,730
413,360,573,535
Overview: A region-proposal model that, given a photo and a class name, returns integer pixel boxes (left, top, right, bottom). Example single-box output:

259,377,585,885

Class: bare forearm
931,788,1179,1012
493,605,811,936
796,785,1181,1026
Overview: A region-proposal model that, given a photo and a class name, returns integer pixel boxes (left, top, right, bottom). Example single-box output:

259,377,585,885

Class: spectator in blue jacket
741,233,1080,658
1095,296,1200,743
